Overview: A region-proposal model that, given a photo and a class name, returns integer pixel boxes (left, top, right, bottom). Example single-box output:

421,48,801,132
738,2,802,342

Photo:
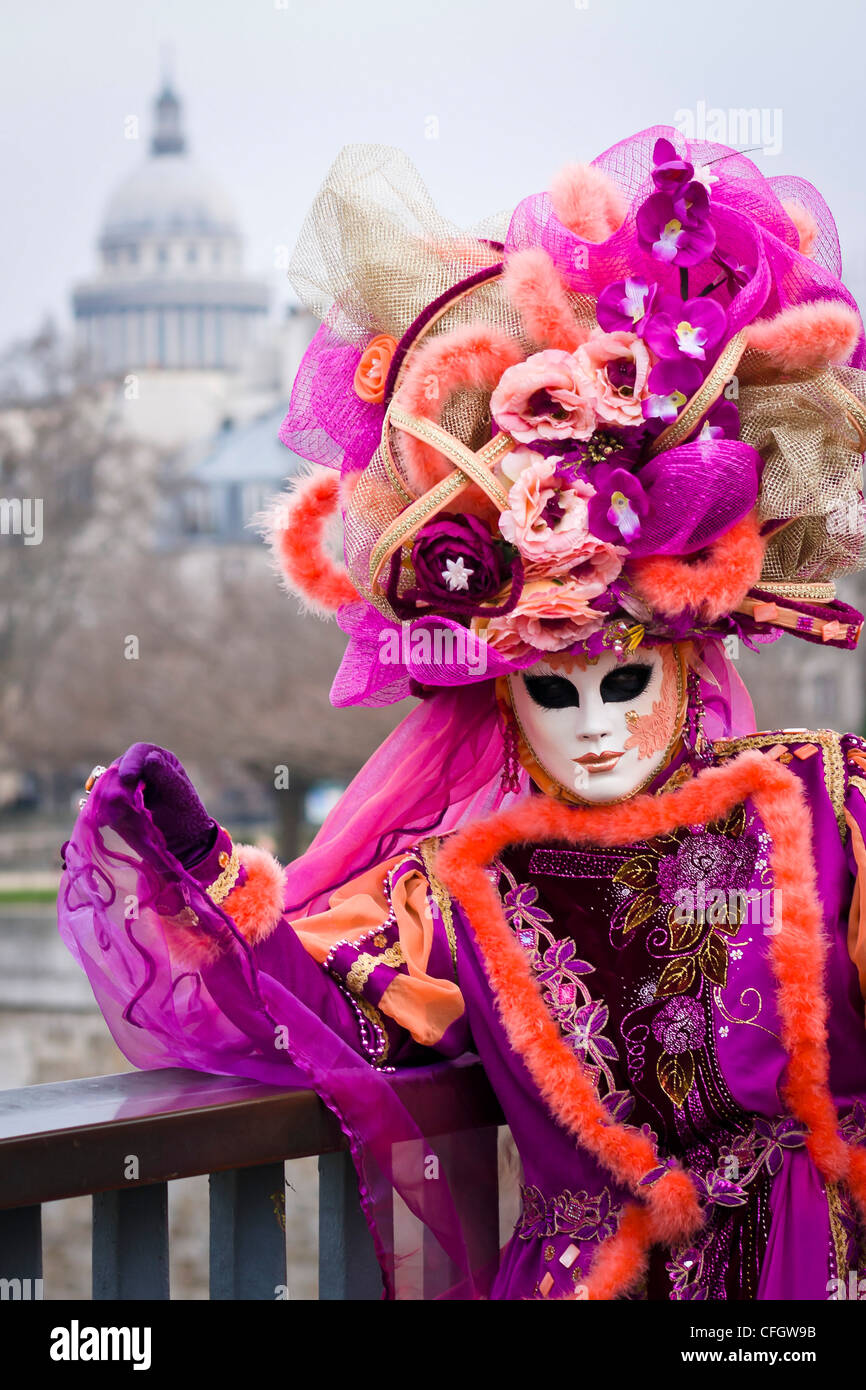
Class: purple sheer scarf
57,765,491,1299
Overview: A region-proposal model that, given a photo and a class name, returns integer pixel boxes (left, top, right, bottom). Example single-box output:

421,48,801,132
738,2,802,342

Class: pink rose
499,452,605,577
481,579,606,656
568,537,626,589
490,350,596,443
574,329,652,427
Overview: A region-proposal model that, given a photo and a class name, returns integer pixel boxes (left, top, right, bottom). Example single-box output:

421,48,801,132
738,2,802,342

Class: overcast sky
3,0,865,346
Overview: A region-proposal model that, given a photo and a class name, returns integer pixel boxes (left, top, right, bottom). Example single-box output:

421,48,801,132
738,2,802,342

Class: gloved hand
117,743,217,868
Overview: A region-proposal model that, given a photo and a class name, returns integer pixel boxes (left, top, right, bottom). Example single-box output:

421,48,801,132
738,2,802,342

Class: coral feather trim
571,1203,652,1301
435,750,853,1298
395,323,524,514
549,162,627,243
745,301,860,372
266,469,359,615
223,844,286,947
781,198,818,258
628,513,766,623
502,248,589,352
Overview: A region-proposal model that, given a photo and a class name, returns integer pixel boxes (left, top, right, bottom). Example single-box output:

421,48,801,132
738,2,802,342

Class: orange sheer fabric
291,855,465,1046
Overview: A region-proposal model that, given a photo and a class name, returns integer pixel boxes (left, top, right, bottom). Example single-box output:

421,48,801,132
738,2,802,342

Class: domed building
73,81,269,378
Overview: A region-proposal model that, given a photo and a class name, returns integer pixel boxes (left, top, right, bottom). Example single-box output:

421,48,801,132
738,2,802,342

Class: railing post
317,1151,382,1300
422,1125,500,1298
209,1162,287,1300
92,1184,169,1299
0,1205,42,1295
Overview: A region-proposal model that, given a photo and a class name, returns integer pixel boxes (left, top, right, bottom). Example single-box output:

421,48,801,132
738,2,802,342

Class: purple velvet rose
409,512,512,615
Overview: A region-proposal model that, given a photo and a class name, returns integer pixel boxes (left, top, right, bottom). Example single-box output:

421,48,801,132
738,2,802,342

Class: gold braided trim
369,417,515,589
817,373,866,453
345,942,406,996
389,405,512,508
826,1181,851,1281
379,433,416,506
207,841,241,905
755,580,836,602
649,330,748,457
714,730,846,840
848,774,866,802
419,835,458,979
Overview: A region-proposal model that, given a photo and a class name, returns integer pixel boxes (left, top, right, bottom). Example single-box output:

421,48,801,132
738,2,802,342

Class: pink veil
283,636,756,919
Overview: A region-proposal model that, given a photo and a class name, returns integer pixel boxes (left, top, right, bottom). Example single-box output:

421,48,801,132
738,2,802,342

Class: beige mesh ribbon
648,330,749,457
818,374,866,453
369,404,515,589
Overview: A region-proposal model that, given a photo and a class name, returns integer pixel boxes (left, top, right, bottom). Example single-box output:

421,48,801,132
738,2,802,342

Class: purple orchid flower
651,137,694,199
637,184,717,267
587,464,649,545
642,359,704,423
644,293,728,362
696,398,740,441
712,247,754,293
596,277,659,336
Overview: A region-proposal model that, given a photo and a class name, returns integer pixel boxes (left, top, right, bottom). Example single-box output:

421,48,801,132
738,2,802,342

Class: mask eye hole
600,663,653,703
523,674,579,710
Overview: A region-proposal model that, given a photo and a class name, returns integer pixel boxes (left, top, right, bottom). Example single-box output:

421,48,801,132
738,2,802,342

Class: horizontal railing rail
0,1056,504,1300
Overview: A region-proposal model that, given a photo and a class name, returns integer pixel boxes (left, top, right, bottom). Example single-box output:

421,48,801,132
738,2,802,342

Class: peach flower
497,452,626,585
353,334,397,404
574,329,652,427
499,452,604,576
490,349,596,443
480,579,606,656
566,536,627,589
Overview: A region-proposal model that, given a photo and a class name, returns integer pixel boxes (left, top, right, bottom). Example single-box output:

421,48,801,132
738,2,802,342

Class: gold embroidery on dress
826,1181,850,1281
419,835,459,978
714,730,846,840
345,943,406,995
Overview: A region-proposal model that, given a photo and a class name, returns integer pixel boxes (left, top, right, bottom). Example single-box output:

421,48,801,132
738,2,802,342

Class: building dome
101,155,240,244
73,80,269,375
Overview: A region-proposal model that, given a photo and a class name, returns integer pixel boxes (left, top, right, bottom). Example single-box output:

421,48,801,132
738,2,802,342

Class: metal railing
0,1057,504,1299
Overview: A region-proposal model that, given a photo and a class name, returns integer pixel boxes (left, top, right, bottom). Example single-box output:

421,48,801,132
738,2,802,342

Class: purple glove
116,743,217,868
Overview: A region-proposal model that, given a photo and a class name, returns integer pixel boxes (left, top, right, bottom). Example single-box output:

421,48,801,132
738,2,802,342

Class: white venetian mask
508,643,686,804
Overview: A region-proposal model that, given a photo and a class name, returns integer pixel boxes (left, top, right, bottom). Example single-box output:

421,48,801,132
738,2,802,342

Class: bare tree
0,325,409,857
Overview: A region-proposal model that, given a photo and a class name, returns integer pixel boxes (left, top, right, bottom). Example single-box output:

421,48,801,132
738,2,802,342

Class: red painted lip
573,750,625,768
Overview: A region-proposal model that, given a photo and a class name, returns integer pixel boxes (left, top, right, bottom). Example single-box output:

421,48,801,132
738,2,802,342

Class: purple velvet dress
58,728,866,1300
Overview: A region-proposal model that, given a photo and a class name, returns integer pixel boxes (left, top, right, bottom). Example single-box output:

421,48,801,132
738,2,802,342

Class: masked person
59,128,866,1301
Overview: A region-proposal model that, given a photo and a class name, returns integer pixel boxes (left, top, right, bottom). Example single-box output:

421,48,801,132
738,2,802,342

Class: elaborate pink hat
269,127,866,708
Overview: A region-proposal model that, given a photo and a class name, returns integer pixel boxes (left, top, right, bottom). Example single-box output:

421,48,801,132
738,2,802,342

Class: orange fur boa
435,750,854,1299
